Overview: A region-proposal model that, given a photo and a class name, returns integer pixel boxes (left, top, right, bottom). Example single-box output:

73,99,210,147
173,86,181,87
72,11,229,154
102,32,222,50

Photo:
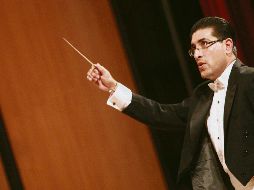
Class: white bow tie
208,79,224,92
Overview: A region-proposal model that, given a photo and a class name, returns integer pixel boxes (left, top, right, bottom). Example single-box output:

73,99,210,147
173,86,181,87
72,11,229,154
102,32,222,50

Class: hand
87,63,117,92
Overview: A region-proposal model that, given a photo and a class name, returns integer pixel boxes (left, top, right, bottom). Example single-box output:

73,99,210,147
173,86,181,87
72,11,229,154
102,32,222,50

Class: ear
224,38,234,54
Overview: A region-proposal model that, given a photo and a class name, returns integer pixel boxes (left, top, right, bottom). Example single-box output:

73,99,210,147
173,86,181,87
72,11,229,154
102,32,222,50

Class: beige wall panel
0,1,167,189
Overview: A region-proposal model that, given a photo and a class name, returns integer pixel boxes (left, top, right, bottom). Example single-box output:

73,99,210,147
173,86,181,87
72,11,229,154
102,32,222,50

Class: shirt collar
217,59,236,87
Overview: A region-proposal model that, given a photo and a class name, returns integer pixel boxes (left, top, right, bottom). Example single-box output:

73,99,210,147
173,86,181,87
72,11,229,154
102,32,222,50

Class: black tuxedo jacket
123,59,254,186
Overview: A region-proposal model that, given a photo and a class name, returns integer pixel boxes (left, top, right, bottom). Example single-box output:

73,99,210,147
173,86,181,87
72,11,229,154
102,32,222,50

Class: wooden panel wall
0,1,167,189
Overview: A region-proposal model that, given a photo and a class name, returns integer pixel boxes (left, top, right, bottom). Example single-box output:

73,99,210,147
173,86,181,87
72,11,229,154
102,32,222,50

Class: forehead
191,28,216,44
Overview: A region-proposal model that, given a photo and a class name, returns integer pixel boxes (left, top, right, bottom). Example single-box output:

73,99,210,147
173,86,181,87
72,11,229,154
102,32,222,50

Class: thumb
94,63,107,75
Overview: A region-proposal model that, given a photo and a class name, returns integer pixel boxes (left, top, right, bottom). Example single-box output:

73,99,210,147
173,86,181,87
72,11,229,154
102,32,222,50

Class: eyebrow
190,38,208,46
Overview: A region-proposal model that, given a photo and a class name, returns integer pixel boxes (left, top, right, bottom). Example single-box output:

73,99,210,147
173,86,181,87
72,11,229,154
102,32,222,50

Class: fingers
86,63,118,92
87,65,100,82
87,63,109,81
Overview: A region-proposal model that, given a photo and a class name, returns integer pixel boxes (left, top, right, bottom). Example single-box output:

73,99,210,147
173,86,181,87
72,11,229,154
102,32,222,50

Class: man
87,17,254,189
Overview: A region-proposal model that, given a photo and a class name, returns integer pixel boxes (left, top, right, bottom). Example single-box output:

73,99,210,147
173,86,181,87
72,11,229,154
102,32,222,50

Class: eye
200,41,209,48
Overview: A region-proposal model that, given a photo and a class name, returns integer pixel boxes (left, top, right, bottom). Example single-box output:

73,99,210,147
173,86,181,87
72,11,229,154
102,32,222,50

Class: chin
200,74,212,80
200,72,208,79
200,71,214,80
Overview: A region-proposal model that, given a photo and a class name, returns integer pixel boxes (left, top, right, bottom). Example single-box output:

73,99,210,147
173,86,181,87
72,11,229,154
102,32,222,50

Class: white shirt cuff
107,83,132,111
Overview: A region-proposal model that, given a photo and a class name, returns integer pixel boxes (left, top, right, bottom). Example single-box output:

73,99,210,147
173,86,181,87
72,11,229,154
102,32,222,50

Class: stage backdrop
0,1,167,189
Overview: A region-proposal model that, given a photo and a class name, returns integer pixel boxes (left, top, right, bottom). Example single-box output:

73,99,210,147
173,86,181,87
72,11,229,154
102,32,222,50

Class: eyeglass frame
188,38,225,57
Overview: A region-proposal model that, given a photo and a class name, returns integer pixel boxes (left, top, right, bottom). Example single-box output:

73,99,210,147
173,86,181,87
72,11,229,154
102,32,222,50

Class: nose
193,48,203,59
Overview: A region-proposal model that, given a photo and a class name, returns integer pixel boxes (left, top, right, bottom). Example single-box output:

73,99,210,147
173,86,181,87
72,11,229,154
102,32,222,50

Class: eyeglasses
188,39,224,57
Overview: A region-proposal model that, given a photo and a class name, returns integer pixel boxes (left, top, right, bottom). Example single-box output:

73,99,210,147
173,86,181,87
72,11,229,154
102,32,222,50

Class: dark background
110,0,254,189
1,1,253,189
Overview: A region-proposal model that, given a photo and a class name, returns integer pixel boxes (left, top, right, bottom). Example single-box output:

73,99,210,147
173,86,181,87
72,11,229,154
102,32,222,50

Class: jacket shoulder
192,80,211,96
235,59,254,76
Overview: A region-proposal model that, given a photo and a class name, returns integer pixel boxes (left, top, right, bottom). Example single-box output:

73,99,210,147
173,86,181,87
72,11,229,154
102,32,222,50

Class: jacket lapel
178,86,213,178
190,86,213,148
224,60,241,135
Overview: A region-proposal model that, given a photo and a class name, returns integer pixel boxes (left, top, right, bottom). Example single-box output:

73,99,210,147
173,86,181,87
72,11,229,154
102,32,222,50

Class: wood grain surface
0,1,167,189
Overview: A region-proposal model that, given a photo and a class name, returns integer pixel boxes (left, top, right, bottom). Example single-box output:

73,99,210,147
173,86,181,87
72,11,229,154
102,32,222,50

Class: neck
226,55,237,66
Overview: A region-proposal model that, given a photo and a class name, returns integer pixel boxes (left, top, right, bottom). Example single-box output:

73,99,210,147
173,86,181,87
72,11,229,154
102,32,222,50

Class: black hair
190,17,237,55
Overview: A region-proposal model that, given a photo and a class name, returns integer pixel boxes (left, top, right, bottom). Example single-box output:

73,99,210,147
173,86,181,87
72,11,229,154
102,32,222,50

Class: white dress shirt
107,61,254,189
107,83,132,111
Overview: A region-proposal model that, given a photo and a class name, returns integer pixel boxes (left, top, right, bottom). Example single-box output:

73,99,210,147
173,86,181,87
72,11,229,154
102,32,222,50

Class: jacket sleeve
122,93,190,131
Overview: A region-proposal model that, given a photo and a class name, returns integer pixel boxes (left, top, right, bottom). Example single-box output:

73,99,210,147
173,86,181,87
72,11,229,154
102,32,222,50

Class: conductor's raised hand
87,63,117,92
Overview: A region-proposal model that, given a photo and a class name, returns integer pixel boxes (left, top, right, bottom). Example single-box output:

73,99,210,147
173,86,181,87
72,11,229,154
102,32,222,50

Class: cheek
205,60,221,75
206,61,220,73
206,51,224,67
